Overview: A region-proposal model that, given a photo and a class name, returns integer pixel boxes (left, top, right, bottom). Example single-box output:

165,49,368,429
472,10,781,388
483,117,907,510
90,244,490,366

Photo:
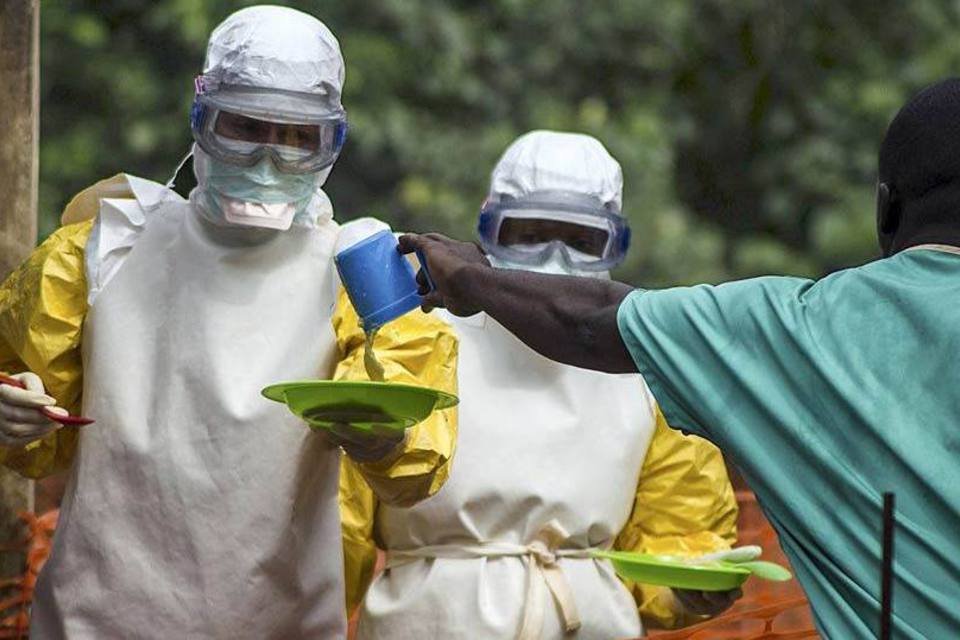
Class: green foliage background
38,1,960,285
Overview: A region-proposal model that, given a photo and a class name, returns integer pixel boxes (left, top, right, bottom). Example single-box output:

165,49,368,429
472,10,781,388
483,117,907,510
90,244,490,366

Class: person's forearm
456,264,637,373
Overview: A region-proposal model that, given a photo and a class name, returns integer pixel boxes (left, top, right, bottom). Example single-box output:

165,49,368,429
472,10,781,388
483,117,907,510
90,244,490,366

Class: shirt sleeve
0,220,93,478
615,276,815,451
331,289,459,508
614,406,739,629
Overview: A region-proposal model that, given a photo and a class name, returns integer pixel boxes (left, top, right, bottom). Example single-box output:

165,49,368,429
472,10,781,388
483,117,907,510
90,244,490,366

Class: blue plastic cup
335,230,432,330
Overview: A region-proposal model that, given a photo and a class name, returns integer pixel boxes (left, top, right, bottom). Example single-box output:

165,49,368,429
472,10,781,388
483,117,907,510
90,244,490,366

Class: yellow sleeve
614,407,738,630
332,289,458,507
339,454,379,616
0,219,94,478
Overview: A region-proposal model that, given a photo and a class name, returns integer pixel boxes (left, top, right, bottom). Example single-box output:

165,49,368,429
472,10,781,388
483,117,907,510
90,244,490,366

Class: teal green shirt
617,247,960,639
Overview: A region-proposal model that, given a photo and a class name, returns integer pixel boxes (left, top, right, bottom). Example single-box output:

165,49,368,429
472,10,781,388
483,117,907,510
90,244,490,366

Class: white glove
0,372,67,447
326,423,406,463
672,546,761,617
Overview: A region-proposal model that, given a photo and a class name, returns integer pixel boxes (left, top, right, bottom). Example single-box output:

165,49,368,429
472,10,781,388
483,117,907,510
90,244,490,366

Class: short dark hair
879,78,960,200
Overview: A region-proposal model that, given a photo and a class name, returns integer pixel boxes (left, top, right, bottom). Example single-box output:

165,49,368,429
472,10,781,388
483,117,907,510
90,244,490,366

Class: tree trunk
0,0,40,578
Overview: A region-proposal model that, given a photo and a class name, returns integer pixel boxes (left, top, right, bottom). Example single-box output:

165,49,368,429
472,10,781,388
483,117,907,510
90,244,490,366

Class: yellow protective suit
614,412,738,628
0,175,457,509
331,293,458,508
340,399,737,631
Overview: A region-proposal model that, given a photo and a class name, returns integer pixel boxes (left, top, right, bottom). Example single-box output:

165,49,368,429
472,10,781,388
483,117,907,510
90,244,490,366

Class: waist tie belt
386,520,599,640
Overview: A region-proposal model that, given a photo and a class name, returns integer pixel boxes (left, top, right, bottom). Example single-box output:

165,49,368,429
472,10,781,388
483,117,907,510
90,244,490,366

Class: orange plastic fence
650,597,818,640
0,510,58,640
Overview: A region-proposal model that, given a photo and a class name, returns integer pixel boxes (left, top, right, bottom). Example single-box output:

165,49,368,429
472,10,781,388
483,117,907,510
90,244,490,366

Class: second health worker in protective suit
0,6,456,639
341,131,742,639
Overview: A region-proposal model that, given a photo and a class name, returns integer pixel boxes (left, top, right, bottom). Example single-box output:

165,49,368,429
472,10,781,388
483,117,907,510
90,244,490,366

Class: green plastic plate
262,380,458,433
593,551,752,591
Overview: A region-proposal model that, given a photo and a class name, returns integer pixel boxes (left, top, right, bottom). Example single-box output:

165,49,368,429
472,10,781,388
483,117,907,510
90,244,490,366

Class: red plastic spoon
0,374,94,427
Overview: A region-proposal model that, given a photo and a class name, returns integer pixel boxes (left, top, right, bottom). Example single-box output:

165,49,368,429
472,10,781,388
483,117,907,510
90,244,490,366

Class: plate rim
593,550,752,576
261,380,459,409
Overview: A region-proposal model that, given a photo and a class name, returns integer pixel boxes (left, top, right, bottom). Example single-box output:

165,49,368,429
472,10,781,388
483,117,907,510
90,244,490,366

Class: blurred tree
669,1,960,276
38,0,960,285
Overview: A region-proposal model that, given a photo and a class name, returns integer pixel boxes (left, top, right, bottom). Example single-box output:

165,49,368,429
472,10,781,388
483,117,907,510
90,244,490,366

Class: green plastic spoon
729,560,793,582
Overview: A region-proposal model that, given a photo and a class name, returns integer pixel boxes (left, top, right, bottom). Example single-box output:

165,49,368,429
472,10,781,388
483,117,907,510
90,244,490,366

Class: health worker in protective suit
340,131,744,639
0,6,456,639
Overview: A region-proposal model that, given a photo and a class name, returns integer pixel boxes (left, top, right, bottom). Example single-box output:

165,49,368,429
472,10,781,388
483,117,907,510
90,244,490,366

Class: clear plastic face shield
477,190,631,272
190,76,348,175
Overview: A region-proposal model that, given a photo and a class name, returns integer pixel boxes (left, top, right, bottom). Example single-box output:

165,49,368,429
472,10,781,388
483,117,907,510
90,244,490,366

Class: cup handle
414,249,436,294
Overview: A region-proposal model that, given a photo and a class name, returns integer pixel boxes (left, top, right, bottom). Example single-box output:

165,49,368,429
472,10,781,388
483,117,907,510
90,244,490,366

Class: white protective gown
357,311,657,639
32,177,347,638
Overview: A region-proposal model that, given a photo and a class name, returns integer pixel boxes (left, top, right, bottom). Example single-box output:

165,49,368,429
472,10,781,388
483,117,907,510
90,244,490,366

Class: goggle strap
619,224,631,254
335,121,349,151
477,210,497,240
190,99,208,133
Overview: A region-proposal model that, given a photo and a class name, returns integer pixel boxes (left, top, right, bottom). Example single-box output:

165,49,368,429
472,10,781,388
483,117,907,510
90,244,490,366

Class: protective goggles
190,76,348,174
477,190,631,271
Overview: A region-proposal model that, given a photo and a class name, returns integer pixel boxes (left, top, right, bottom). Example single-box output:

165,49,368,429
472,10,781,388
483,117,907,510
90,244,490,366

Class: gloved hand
326,423,406,463
673,586,742,617
672,546,760,617
0,372,67,447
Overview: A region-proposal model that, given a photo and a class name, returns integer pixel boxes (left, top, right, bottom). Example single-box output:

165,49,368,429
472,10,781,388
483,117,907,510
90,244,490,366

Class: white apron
32,184,346,639
357,312,657,640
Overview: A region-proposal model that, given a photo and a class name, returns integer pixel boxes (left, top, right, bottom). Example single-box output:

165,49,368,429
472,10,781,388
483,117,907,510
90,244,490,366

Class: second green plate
593,550,752,591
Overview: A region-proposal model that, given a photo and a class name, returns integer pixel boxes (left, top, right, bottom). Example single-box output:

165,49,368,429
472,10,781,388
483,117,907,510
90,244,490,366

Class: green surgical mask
194,147,320,230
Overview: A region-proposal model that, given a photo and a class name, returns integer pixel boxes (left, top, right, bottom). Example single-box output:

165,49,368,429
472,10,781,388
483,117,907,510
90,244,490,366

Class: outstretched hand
398,233,490,316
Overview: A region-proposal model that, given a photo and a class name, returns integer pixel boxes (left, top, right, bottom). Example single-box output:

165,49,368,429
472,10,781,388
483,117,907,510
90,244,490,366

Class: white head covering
190,6,345,228
202,5,345,118
488,130,623,211
485,131,624,277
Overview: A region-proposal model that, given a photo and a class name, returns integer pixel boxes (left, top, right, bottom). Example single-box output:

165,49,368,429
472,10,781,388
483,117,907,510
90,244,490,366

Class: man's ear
877,181,901,257
877,182,900,235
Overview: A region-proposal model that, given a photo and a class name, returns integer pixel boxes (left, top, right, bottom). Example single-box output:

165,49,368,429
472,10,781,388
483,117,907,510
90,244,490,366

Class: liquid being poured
363,328,385,381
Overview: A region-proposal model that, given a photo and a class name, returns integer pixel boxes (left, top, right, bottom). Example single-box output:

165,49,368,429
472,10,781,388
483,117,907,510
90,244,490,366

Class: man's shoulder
45,218,95,251
799,251,938,301
61,173,184,227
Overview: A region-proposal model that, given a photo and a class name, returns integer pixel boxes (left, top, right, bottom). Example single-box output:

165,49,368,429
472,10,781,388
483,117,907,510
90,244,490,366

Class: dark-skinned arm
400,233,637,373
